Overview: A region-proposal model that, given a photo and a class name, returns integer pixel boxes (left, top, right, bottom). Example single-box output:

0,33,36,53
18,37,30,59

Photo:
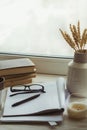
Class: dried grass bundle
60,21,87,52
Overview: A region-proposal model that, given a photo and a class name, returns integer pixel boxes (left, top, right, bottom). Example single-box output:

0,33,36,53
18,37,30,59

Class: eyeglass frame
10,83,46,97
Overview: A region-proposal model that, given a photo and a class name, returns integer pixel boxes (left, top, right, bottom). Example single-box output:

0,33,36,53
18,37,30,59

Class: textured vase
67,50,87,97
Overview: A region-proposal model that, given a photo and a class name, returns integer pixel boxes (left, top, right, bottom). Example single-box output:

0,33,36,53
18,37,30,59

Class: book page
2,81,65,117
0,58,35,70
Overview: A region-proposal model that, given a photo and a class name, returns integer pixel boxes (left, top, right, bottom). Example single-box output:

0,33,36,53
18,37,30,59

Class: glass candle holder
67,93,87,119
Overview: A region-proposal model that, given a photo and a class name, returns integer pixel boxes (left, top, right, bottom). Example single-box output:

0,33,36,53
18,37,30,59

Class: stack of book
0,58,36,88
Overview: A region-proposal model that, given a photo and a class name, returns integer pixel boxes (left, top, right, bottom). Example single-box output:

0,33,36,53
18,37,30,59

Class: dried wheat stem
59,21,87,52
70,24,79,50
59,29,76,51
77,21,81,44
81,29,87,49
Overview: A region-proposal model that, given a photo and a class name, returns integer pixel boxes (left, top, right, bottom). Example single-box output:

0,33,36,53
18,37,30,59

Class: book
0,58,36,76
4,72,36,80
4,78,32,88
0,77,66,123
4,72,36,88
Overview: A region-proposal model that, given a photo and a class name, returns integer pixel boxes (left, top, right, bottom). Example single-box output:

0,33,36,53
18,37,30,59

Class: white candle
67,102,87,119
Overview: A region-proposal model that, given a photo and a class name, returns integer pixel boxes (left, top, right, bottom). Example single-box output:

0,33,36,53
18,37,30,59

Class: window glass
0,0,87,57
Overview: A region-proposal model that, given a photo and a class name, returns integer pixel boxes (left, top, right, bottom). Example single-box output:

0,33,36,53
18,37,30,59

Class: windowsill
33,73,66,82
0,53,72,75
0,73,87,130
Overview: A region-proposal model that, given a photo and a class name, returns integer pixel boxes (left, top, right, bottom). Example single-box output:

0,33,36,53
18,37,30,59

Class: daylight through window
0,0,87,57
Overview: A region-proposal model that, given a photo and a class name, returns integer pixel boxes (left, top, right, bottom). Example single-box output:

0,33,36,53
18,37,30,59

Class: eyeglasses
10,84,46,97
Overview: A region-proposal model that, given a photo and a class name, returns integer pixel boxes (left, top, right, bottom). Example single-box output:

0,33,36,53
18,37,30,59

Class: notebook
0,77,66,123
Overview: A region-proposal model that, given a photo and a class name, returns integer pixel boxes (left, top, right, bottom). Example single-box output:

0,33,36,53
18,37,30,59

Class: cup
67,93,87,119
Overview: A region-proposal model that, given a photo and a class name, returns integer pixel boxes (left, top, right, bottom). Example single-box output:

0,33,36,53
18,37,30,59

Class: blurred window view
0,0,87,57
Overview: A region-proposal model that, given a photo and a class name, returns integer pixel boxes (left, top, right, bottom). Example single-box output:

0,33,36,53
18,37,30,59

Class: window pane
0,0,87,57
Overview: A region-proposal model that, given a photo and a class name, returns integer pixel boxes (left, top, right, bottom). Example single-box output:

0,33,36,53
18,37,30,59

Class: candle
67,102,87,119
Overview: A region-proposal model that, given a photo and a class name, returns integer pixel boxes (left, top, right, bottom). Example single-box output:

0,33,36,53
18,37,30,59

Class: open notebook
0,77,66,123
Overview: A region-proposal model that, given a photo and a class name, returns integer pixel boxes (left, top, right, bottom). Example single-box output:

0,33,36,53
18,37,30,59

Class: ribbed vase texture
67,51,87,97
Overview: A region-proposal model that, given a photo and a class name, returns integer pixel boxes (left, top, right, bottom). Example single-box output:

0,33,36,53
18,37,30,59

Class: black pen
12,94,40,107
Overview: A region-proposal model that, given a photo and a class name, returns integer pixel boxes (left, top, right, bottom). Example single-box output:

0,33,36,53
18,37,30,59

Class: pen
12,94,40,107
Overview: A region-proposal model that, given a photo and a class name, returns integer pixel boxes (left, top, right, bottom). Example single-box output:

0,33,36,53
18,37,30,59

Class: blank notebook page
2,81,64,116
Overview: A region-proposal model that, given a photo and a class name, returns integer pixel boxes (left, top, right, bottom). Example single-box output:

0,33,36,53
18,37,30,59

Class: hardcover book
4,72,36,88
4,78,32,88
0,58,36,76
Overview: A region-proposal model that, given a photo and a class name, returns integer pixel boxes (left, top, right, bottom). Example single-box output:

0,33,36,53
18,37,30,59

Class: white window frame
0,53,72,75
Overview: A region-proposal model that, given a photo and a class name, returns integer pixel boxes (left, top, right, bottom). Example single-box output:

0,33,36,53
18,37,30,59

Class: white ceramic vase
67,50,87,97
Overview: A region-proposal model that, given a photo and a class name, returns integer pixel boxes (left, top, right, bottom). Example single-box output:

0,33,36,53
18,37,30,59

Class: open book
0,77,66,123
0,58,36,76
